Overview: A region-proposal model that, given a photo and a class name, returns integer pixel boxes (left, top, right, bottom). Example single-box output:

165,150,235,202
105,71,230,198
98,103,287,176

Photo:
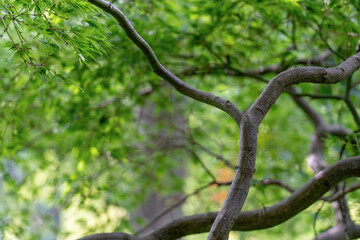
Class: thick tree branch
88,0,243,125
248,52,360,127
79,156,360,240
261,179,360,203
208,117,257,240
149,156,360,240
181,45,357,239
79,232,137,240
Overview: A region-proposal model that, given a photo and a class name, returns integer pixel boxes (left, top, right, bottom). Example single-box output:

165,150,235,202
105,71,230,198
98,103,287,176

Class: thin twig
325,182,360,202
344,77,360,130
261,178,295,193
135,181,215,235
292,93,344,100
313,201,326,240
313,21,345,60
188,149,217,181
189,138,235,170
0,15,30,68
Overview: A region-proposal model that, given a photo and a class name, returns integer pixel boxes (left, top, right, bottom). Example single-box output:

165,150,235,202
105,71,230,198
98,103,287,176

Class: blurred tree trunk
132,86,186,234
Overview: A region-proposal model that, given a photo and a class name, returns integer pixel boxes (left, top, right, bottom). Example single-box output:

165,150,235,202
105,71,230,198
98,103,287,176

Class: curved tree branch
79,156,360,240
261,179,360,203
88,0,243,125
261,178,295,193
249,52,360,127
79,232,137,240
325,182,360,202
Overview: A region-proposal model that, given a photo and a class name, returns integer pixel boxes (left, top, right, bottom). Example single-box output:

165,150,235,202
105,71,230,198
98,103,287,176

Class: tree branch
313,223,360,240
261,179,360,203
135,182,214,236
261,178,295,193
291,93,344,100
344,77,360,130
249,52,360,127
207,117,257,240
325,181,360,202
88,0,243,125
79,156,360,240
187,134,235,170
178,50,332,84
288,87,326,128
78,232,137,240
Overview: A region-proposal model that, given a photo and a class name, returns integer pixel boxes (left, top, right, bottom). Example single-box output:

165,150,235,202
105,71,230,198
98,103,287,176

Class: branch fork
86,1,360,239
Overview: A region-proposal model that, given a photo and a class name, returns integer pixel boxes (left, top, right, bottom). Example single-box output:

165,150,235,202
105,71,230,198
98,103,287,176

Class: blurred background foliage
0,0,359,239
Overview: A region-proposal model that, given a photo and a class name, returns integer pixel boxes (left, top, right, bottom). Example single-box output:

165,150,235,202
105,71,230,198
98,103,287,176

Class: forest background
0,0,360,239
